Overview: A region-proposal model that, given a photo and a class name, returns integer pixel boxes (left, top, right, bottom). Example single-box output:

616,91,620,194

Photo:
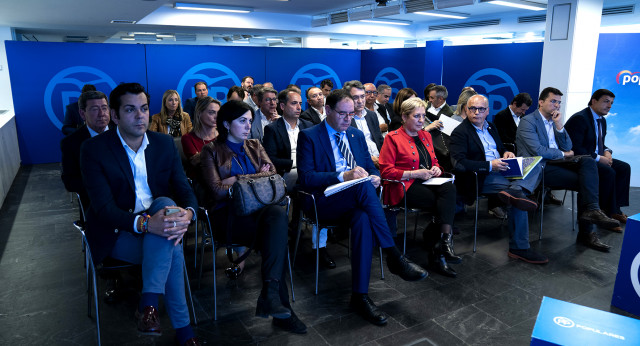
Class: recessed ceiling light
111,20,137,24
120,36,135,40
487,0,546,11
414,11,469,19
360,18,411,26
174,2,253,13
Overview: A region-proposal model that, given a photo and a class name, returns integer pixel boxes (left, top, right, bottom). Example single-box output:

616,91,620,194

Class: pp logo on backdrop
616,70,640,86
464,68,519,116
289,63,341,105
177,62,241,103
44,66,117,130
553,316,575,328
373,67,407,100
630,251,640,298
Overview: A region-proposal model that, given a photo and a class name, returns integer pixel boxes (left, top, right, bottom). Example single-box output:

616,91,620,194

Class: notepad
500,156,542,179
324,177,371,197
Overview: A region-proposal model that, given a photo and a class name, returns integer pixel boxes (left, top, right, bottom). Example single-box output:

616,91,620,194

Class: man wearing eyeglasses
450,94,547,264
297,89,427,326
344,81,384,168
249,86,280,142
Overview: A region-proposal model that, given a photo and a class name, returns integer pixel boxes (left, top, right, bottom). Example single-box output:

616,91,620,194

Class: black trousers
597,158,631,215
545,156,600,213
403,181,456,226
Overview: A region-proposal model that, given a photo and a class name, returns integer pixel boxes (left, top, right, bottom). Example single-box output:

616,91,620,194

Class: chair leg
91,266,101,346
413,211,419,241
539,188,546,240
379,247,384,280
315,228,320,295
402,209,407,255
473,198,479,253
198,235,207,290
287,249,295,302
193,214,198,270
572,191,576,232
183,260,197,326
212,243,217,321
292,210,304,268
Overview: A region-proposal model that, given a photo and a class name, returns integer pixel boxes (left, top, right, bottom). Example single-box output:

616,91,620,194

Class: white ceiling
0,0,638,47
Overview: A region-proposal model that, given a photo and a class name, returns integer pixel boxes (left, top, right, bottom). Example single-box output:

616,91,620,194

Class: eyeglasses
468,107,488,113
264,97,277,103
365,91,378,96
335,111,356,119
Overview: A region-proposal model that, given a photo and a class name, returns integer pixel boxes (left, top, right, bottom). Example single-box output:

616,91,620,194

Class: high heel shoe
255,280,291,319
438,233,462,264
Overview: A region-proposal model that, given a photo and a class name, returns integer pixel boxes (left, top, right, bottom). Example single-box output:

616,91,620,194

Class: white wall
0,26,20,208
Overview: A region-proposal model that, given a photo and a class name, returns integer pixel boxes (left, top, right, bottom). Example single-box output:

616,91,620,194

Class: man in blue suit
297,89,427,326
80,83,199,346
516,87,620,252
182,81,208,118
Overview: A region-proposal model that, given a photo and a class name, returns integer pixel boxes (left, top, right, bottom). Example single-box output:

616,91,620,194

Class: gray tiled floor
1,163,638,345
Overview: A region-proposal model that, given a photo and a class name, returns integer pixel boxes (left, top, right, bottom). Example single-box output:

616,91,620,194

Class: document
438,115,461,136
324,177,371,197
422,172,455,185
501,156,542,180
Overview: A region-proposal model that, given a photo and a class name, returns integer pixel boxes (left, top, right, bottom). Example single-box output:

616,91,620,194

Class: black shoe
318,247,336,269
498,189,538,212
580,209,620,230
428,253,457,278
438,233,462,264
507,248,549,264
577,231,611,252
256,280,292,319
387,255,428,281
350,294,387,326
273,312,308,334
545,191,563,206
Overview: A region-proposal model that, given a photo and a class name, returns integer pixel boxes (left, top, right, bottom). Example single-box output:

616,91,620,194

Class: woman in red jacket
379,98,460,278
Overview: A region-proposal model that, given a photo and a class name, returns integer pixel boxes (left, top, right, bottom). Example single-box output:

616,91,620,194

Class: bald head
466,94,489,127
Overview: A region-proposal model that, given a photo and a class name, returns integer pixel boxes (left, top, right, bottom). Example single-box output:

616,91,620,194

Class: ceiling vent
64,35,89,42
518,14,546,23
175,34,197,41
374,3,403,17
602,5,634,15
435,0,474,9
331,11,349,24
429,19,500,31
312,16,328,27
405,0,435,13
350,8,373,21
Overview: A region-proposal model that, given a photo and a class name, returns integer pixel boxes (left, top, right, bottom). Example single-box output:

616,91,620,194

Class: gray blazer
515,109,572,161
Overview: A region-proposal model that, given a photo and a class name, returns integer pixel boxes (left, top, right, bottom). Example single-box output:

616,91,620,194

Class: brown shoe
577,232,611,252
580,209,620,230
498,189,538,212
135,306,162,336
611,213,628,224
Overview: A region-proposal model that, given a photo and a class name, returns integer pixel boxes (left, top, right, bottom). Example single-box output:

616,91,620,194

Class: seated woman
379,98,460,278
150,90,193,137
451,89,477,123
200,100,306,334
182,96,221,182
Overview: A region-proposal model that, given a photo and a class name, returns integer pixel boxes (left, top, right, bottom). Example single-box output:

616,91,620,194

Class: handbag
230,174,287,216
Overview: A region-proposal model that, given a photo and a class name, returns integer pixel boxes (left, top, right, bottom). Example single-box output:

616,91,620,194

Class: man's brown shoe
580,209,620,230
135,306,162,336
611,213,628,224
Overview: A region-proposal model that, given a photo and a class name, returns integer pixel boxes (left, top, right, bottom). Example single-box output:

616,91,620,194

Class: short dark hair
227,86,245,100
511,93,532,107
377,84,391,93
432,85,448,100
423,83,436,100
278,88,299,106
216,100,254,143
78,90,107,111
589,89,615,106
343,80,364,93
320,79,333,89
242,76,254,83
257,87,277,103
81,84,96,93
393,88,418,116
326,89,352,109
539,87,563,102
194,81,208,91
305,86,321,99
109,83,149,119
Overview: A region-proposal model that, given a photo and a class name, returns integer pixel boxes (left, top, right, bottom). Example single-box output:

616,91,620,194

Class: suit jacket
263,117,314,176
426,102,454,122
300,107,323,125
250,109,276,142
450,118,506,204
297,121,379,197
565,107,610,159
375,102,393,125
493,107,518,145
515,110,571,161
62,103,82,135
80,130,197,264
183,97,198,117
61,124,91,206
350,110,384,153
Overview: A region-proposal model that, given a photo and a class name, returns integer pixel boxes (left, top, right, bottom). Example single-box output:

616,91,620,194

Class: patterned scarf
166,115,182,137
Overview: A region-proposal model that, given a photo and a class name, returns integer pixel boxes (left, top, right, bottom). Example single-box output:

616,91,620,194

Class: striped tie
335,133,356,170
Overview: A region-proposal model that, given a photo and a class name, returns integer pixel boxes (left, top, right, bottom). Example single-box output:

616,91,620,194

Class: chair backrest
173,137,189,173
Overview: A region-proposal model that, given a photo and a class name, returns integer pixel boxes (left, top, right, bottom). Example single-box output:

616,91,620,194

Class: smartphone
165,207,180,216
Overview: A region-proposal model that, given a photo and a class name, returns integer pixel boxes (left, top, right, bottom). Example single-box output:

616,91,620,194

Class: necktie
335,133,356,170
596,118,605,155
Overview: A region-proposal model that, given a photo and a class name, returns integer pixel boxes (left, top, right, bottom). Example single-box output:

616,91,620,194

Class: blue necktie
335,133,356,170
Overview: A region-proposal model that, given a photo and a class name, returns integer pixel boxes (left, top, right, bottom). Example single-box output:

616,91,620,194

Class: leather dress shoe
387,255,428,281
135,306,162,336
577,232,611,252
181,337,201,346
611,213,628,224
273,311,308,334
350,293,387,326
545,192,563,206
428,253,457,278
508,248,549,264
580,209,620,230
256,280,291,319
498,189,538,212
318,247,336,269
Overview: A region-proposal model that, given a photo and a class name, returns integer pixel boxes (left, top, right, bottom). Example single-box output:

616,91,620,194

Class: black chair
538,164,577,239
470,172,507,253
174,138,200,269
379,179,426,255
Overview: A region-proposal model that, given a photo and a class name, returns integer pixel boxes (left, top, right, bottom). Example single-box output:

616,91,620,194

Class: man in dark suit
80,83,199,345
426,85,454,122
62,84,96,135
516,87,620,252
182,81,208,117
344,80,384,168
565,89,631,224
493,93,532,150
296,89,427,326
300,86,325,125
450,94,547,264
373,84,394,134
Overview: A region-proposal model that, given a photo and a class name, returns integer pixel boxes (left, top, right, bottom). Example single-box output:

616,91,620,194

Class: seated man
516,87,620,252
426,85,454,121
80,83,199,346
565,89,631,224
493,92,532,150
62,84,96,135
300,86,326,125
183,81,208,117
297,89,427,326
343,80,384,168
450,95,547,264
249,86,280,142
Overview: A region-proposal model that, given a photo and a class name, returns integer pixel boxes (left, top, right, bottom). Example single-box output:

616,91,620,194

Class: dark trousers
545,156,600,213
310,181,395,293
403,181,456,226
597,158,631,215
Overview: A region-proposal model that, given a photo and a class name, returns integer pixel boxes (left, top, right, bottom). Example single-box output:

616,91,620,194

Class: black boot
256,280,291,319
438,233,462,264
428,249,457,278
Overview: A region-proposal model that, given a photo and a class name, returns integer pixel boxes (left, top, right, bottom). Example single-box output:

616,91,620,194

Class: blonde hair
401,97,428,118
160,90,184,123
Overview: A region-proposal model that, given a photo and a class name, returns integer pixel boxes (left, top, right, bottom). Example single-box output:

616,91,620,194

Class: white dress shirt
285,119,300,168
352,109,380,157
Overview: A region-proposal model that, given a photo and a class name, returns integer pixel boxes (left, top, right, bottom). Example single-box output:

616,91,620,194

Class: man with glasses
516,87,619,252
450,94,547,264
344,81,384,168
249,86,280,142
297,89,427,326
